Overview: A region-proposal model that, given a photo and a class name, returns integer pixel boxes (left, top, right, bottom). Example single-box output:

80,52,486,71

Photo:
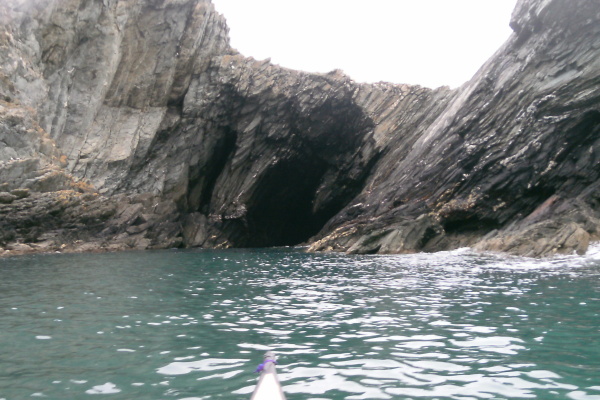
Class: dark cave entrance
243,157,334,247
442,214,501,234
185,127,238,214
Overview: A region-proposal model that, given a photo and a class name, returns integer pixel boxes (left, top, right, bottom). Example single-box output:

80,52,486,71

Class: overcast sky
211,0,519,88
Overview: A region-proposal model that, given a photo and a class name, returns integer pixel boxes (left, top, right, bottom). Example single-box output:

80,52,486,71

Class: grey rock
6,242,33,253
0,191,17,204
10,188,29,198
182,212,210,247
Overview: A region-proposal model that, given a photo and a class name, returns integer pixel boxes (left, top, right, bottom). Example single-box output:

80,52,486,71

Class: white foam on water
85,383,121,395
157,358,248,376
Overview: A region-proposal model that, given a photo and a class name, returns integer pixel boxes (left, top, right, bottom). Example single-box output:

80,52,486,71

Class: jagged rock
0,189,184,254
0,0,599,257
10,188,29,198
475,221,590,257
473,197,599,257
5,242,33,253
0,191,16,204
182,212,210,247
310,0,600,256
346,215,443,255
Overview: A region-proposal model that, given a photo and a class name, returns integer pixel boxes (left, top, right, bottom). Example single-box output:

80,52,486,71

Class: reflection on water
0,246,599,399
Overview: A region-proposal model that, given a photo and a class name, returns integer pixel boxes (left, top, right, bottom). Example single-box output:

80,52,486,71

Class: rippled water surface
1,247,599,400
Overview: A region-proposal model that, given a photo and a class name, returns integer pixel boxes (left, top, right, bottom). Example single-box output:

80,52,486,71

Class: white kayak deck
250,352,286,400
251,371,286,400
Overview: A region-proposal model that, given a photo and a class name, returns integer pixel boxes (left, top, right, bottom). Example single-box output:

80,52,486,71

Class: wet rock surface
1,0,599,257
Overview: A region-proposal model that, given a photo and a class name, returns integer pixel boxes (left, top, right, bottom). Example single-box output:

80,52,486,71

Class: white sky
211,0,519,88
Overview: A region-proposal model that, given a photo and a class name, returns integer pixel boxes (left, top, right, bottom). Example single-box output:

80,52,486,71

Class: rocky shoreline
1,0,599,258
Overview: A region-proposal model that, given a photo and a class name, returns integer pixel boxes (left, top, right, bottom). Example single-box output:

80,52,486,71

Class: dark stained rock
0,190,185,256
1,0,599,257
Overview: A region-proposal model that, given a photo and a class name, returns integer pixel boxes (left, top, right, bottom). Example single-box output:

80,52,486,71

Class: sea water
0,246,599,400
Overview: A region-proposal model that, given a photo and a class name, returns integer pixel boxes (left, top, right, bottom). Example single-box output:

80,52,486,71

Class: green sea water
0,247,599,400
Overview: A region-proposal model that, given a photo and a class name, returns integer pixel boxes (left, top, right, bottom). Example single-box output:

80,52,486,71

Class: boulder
0,192,16,204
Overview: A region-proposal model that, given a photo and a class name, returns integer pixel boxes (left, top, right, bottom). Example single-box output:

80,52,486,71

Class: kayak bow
251,351,286,400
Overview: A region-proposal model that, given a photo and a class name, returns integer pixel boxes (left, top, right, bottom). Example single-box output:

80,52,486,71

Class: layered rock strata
0,0,599,257
310,0,600,257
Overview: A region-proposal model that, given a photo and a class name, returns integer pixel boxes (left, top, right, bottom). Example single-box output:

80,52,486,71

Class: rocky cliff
1,0,599,257
310,0,600,257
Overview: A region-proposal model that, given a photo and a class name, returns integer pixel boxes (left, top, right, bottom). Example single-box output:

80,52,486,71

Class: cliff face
1,0,599,257
310,0,600,257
